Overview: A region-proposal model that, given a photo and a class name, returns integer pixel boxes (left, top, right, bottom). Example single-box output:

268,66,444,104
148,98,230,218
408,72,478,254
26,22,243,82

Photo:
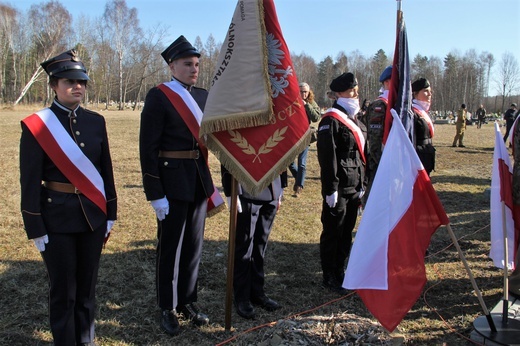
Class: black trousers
233,197,278,302
41,224,105,346
320,195,358,276
156,182,207,310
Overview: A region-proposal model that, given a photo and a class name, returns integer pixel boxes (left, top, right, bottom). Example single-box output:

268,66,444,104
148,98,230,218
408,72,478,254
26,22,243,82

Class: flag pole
501,200,510,324
224,177,239,331
446,224,497,332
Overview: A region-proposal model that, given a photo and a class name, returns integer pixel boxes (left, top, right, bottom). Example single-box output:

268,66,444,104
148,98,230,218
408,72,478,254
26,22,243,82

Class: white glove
390,108,398,119
151,196,169,221
226,196,242,213
33,234,49,252
358,189,365,200
326,191,338,208
106,220,115,238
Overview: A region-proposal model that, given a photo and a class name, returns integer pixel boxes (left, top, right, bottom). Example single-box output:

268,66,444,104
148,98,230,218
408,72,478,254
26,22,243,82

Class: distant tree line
1,0,519,114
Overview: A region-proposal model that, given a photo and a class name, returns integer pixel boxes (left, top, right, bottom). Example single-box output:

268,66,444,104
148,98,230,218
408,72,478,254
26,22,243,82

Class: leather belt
43,181,82,194
159,150,200,159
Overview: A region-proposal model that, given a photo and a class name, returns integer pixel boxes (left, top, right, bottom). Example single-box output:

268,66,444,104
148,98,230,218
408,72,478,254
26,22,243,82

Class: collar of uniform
171,76,192,91
52,98,80,118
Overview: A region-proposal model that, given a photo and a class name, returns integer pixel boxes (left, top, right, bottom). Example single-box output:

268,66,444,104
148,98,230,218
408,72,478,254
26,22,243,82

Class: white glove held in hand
326,191,338,208
33,234,49,252
151,196,169,221
106,220,115,238
226,196,242,213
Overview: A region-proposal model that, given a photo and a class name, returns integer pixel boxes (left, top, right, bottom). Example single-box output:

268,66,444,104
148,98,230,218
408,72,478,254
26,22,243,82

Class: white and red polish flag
489,121,516,270
200,0,309,195
344,111,449,332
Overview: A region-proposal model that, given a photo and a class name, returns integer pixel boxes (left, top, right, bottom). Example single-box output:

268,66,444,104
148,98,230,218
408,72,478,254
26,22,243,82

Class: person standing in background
503,103,518,144
452,103,467,148
288,82,321,197
20,49,117,346
476,104,486,129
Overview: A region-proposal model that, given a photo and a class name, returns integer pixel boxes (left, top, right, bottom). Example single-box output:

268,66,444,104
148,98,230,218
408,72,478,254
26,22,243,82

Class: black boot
322,271,349,295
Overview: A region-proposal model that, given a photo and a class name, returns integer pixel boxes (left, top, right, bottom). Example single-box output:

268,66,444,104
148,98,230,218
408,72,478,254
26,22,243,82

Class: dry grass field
0,106,507,345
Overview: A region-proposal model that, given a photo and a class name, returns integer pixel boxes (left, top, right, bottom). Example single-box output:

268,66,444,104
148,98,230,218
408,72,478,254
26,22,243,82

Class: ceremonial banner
382,9,413,144
490,121,516,269
201,0,310,195
344,112,449,332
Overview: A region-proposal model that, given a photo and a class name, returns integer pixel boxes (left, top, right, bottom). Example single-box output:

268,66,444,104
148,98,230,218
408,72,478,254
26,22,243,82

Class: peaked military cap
411,77,430,92
379,66,392,82
41,50,89,80
161,35,200,64
330,72,357,92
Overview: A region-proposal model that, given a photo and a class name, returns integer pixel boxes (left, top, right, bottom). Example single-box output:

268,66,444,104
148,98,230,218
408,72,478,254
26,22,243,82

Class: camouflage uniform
363,97,387,203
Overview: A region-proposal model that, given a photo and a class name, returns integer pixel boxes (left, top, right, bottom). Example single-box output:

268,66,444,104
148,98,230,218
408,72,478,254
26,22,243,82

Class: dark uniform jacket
139,82,214,202
413,110,435,174
20,101,117,239
317,102,367,198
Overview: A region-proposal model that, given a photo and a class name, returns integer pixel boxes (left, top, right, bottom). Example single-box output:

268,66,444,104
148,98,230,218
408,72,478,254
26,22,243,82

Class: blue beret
379,66,392,82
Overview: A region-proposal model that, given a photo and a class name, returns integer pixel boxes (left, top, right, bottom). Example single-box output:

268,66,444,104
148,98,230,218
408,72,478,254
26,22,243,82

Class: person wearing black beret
20,49,117,346
316,72,367,294
139,35,217,335
411,77,436,175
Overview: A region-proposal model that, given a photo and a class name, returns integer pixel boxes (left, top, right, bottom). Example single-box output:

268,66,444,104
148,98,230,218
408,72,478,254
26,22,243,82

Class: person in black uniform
139,35,215,335
411,77,435,176
221,168,286,319
317,72,367,294
20,49,117,346
503,103,518,144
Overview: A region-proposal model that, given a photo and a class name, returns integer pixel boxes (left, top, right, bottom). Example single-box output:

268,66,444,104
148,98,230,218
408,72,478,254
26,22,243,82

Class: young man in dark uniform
317,72,367,294
139,35,217,335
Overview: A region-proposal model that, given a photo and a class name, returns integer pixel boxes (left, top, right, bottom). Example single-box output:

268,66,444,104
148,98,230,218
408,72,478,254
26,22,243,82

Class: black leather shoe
322,276,349,295
160,309,180,336
177,303,209,326
251,295,281,311
235,300,255,319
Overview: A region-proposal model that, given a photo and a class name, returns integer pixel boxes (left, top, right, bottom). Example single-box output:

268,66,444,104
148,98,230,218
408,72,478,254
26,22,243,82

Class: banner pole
446,224,497,332
501,200,509,324
224,177,239,331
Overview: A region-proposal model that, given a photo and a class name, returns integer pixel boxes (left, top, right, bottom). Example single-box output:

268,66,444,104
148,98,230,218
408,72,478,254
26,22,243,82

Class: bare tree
0,4,18,104
13,0,72,105
494,51,520,112
102,0,141,110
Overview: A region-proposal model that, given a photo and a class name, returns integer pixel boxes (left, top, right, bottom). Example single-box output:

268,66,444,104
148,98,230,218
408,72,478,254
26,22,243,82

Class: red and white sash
22,108,107,214
412,105,434,138
323,108,366,164
158,81,224,213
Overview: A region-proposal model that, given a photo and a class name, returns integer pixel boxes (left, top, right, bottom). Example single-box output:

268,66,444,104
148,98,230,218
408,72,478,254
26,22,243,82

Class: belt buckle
193,150,200,159
74,186,81,194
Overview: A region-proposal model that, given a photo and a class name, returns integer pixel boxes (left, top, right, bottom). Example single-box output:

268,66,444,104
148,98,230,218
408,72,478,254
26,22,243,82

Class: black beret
330,72,357,92
161,35,200,64
41,50,89,80
411,77,430,92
